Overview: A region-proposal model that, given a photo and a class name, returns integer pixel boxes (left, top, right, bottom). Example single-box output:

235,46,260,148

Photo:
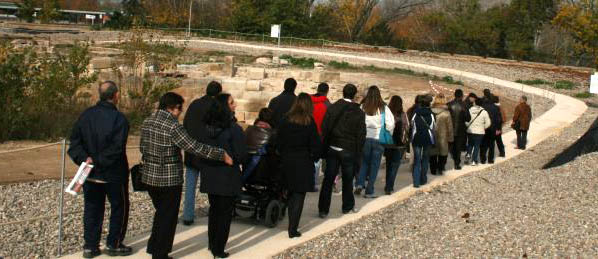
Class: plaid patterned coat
140,109,225,187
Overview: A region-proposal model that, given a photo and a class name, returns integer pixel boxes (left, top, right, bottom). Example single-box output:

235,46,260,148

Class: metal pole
187,0,193,38
278,24,281,48
57,138,67,257
209,29,212,38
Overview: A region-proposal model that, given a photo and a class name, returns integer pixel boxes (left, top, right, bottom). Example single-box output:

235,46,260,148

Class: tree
15,0,36,23
39,0,61,24
330,0,431,42
122,0,146,26
505,0,556,59
553,0,598,68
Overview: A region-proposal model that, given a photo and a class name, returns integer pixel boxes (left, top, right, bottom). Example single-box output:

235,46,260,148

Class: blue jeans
384,148,404,192
183,166,200,221
356,138,385,195
412,145,430,187
466,134,484,163
314,159,322,189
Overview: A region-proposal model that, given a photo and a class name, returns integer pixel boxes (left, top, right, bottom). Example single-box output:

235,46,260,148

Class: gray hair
99,81,118,101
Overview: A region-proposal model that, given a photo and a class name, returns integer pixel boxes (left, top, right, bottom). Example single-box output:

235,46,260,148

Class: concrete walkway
65,40,587,259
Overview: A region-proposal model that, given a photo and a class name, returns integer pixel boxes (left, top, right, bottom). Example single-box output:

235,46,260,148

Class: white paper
65,162,94,196
270,24,280,38
590,73,598,94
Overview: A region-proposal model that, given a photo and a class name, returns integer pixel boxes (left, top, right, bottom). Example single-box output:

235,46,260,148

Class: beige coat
430,105,454,156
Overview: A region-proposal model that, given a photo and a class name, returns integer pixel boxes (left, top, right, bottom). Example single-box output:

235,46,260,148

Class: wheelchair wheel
264,200,281,228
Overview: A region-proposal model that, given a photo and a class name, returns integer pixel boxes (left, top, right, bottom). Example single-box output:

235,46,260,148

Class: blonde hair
433,93,448,106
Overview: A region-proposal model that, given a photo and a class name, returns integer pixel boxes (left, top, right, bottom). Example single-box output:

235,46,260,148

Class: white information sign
590,72,598,94
270,24,280,38
85,14,96,20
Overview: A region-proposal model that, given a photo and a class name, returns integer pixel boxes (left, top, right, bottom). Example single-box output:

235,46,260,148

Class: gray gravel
0,182,208,258
275,107,598,258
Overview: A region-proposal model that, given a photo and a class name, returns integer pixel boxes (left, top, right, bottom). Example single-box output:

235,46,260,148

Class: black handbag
512,120,521,130
130,164,148,192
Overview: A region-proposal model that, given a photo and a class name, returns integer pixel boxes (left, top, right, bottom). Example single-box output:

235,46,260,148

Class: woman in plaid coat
140,92,232,259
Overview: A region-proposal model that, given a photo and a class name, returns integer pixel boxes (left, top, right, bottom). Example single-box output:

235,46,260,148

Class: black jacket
447,98,469,137
268,91,296,128
277,118,322,192
321,99,366,155
68,101,129,183
198,123,247,196
183,95,216,168
483,102,503,131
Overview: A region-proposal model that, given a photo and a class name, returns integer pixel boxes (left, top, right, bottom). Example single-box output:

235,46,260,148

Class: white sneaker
471,162,477,166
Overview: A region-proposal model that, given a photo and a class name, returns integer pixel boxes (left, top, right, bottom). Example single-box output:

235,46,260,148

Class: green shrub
0,41,97,142
328,61,355,69
515,79,551,85
554,80,576,90
390,67,416,75
574,92,594,98
280,54,318,68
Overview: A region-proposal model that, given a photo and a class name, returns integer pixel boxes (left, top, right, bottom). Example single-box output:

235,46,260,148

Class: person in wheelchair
242,108,277,183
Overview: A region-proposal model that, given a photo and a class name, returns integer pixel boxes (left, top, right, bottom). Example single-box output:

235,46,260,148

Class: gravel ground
275,107,598,258
0,182,209,258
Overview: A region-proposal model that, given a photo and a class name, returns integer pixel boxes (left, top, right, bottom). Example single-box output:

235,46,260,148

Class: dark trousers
516,129,528,149
83,181,130,249
450,135,466,167
480,131,497,163
287,192,306,234
496,133,505,156
147,185,182,257
318,149,356,214
207,194,235,255
429,155,448,174
384,148,404,192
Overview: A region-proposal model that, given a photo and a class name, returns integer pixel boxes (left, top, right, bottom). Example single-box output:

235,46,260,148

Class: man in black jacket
480,96,503,164
68,81,132,258
447,89,468,170
182,81,222,226
268,78,297,128
318,84,366,218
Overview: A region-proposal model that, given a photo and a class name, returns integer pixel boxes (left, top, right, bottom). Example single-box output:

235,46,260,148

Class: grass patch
574,92,594,98
280,54,318,68
328,61,355,69
554,80,576,90
515,79,551,85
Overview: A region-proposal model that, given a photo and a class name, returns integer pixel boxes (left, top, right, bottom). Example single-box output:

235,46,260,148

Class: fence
147,26,596,69
153,27,401,54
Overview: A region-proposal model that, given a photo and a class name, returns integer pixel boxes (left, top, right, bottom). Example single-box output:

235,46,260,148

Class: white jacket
363,105,395,140
465,105,491,135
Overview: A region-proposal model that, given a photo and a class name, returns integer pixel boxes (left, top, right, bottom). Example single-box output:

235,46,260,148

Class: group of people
408,89,532,188
67,78,532,259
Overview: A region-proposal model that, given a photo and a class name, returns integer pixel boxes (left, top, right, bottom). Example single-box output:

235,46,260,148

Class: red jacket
311,95,330,135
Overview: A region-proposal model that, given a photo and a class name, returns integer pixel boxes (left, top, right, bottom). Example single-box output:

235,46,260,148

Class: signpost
590,72,598,94
271,24,281,48
85,14,96,26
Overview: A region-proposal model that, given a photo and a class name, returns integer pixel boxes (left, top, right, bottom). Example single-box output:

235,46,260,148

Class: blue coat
410,107,436,147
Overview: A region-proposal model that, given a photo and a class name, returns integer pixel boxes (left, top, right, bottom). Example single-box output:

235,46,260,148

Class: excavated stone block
247,68,266,80
245,80,262,91
318,71,341,82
